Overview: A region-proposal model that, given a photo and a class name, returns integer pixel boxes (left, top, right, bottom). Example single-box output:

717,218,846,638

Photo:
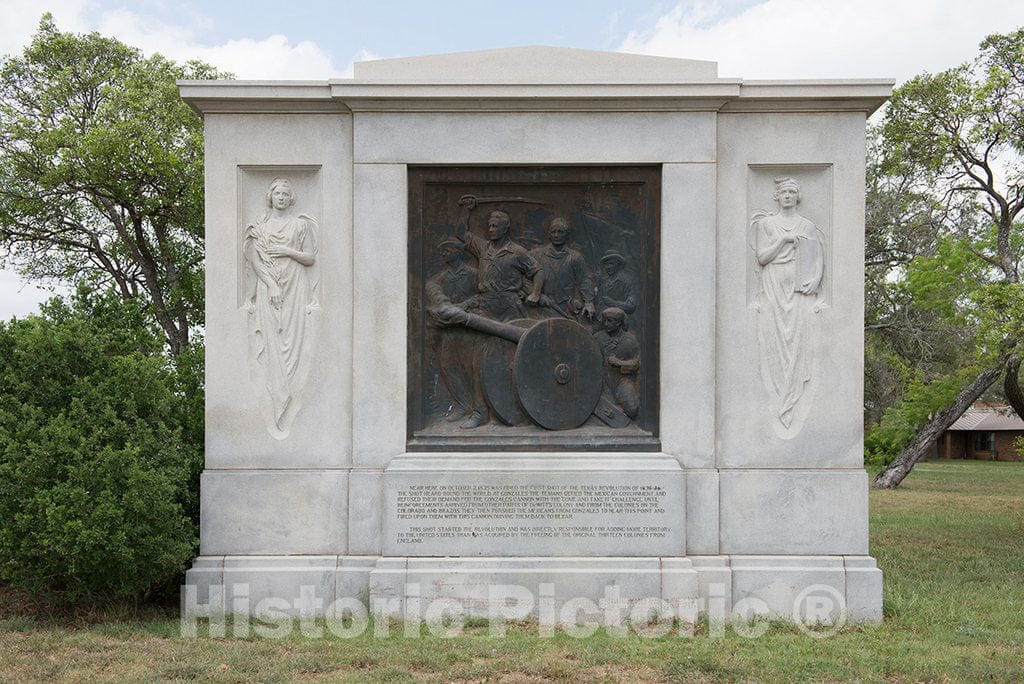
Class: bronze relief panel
408,166,660,451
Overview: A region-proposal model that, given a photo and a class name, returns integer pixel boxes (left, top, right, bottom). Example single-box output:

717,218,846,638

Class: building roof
948,406,1024,431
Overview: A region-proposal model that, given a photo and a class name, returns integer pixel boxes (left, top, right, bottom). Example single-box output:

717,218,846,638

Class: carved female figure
243,177,319,437
751,177,824,429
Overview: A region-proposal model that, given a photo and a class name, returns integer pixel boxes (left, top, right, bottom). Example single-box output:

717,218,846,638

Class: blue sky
69,0,763,59
189,0,684,54
2,0,1024,317
9,0,1023,82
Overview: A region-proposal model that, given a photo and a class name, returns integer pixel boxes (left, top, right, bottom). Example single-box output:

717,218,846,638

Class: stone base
368,556,699,621
182,554,882,624
182,555,377,618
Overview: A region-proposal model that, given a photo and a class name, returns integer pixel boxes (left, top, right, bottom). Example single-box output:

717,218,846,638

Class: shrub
0,290,202,604
864,366,982,467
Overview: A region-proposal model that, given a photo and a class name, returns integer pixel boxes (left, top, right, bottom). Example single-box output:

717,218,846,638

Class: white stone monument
180,47,890,625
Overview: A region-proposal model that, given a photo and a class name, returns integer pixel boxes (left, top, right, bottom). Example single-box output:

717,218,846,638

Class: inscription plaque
408,166,661,451
383,471,684,556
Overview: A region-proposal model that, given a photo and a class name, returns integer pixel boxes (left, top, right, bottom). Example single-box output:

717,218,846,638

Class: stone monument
180,47,890,626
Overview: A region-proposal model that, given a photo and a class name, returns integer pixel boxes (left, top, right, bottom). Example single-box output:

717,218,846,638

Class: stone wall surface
203,113,353,468
181,47,890,626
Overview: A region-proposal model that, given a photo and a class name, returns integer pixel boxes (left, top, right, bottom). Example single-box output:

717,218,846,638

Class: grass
1,460,1022,682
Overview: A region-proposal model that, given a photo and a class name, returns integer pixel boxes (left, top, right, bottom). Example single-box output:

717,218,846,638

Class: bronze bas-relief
408,167,660,451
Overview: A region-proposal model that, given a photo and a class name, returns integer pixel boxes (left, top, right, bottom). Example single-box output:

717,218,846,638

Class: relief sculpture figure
411,170,659,441
751,177,824,429
243,177,319,438
526,217,595,323
425,238,484,425
423,193,648,432
443,202,541,428
596,250,637,326
455,205,540,323
593,307,640,420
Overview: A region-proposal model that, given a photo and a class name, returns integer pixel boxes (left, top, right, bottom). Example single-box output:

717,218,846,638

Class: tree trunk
1003,355,1024,420
872,359,1007,488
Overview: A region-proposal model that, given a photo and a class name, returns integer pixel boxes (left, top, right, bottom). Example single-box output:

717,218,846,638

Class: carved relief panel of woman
243,177,320,438
751,177,824,430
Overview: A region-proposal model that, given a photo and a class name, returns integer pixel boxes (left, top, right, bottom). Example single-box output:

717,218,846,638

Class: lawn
1,460,1022,682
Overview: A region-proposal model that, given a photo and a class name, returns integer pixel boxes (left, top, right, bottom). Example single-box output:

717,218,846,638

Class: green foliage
863,128,974,433
879,27,1024,286
864,333,917,427
866,27,1024,470
904,237,983,323
863,227,977,429
901,236,1024,357
0,13,212,608
882,42,1024,192
0,289,202,603
0,15,228,355
865,366,985,466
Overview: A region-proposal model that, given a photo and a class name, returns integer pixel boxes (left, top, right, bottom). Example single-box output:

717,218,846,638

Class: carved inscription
396,483,666,518
397,526,671,544
385,471,684,556
394,483,669,545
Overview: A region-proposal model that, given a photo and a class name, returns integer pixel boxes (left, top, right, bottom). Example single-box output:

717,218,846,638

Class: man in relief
526,217,595,323
455,209,539,323
243,177,319,437
593,307,640,420
595,250,638,326
425,238,483,424
751,176,825,429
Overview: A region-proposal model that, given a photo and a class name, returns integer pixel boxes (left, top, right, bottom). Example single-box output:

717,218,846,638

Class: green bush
0,290,202,604
864,366,981,467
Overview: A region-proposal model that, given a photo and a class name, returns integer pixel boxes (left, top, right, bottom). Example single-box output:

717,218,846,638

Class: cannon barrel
460,311,528,343
437,304,528,343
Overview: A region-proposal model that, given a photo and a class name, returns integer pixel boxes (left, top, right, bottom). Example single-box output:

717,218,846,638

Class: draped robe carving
244,212,319,437
751,210,824,429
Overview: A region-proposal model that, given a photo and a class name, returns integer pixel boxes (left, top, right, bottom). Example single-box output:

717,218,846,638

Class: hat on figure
600,249,626,267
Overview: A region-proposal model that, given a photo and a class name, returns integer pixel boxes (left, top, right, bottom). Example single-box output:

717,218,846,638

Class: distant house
937,404,1024,461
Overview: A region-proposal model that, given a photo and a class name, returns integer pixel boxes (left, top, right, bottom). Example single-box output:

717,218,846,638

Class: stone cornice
178,78,892,116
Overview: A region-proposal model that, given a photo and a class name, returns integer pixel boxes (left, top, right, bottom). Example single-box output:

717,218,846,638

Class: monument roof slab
349,45,719,83
178,46,893,115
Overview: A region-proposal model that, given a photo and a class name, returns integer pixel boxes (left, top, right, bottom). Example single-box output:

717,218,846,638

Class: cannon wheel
514,318,604,430
479,320,531,426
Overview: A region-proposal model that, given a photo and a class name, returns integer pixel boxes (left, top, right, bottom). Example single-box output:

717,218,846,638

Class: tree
871,27,1024,488
863,128,966,428
0,288,203,603
0,16,227,356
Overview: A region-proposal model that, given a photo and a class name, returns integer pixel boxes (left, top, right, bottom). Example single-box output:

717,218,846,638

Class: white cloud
2,3,357,79
620,0,1024,81
0,268,68,320
0,0,94,57
94,8,342,79
0,4,361,316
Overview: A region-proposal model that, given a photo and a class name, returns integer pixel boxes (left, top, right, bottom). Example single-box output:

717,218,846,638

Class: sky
2,0,1024,317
